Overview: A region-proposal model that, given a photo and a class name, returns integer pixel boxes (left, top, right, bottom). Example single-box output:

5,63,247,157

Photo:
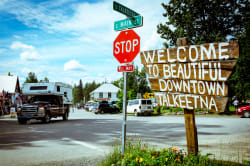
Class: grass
99,138,249,166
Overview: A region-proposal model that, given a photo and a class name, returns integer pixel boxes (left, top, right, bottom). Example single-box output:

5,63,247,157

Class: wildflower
136,157,139,162
139,158,143,163
152,156,155,159
146,164,150,166
165,158,168,162
162,147,166,151
141,149,146,153
175,158,181,162
172,147,179,153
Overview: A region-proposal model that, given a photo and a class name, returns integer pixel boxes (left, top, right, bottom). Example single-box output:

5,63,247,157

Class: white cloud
2,0,168,85
10,41,34,50
20,50,40,61
64,59,87,71
10,41,41,60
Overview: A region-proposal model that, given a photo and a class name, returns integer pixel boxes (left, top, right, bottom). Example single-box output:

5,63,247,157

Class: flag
5,91,8,98
2,90,5,100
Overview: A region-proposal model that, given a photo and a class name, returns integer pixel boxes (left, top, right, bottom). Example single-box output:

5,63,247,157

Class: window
108,92,111,98
57,86,60,92
147,100,152,104
30,86,47,90
99,92,103,98
128,100,139,105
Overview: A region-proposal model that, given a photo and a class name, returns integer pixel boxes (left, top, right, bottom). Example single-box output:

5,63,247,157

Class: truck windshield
27,95,58,104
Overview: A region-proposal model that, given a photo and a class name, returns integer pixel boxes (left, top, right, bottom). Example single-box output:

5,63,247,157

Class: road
0,109,249,166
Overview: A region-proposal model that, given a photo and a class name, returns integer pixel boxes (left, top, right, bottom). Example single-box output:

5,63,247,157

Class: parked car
77,103,84,109
89,102,99,112
236,105,250,118
127,99,154,116
95,102,120,114
85,103,90,111
110,101,118,107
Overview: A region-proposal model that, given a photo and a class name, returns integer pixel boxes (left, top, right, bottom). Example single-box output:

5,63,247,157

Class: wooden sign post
178,38,198,155
140,38,239,155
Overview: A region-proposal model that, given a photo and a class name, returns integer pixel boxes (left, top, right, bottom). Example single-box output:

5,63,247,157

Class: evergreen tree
229,20,250,101
24,72,38,83
157,0,250,101
116,66,152,109
157,0,249,47
82,81,101,102
39,77,49,83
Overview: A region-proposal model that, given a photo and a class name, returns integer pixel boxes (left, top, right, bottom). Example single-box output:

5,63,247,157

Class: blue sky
0,0,166,86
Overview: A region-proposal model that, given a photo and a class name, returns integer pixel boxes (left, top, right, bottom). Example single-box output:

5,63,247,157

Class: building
0,75,21,98
90,83,120,102
0,75,21,115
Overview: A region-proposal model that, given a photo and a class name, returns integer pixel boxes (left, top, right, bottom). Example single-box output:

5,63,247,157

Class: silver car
89,103,99,112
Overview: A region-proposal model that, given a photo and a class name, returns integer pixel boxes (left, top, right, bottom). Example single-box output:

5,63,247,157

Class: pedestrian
10,104,16,118
0,100,3,116
4,100,9,114
233,98,239,110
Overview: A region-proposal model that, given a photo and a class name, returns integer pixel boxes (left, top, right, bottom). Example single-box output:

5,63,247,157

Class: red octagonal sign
113,29,140,64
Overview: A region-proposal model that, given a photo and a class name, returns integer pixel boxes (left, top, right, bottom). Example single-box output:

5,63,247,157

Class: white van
127,99,154,116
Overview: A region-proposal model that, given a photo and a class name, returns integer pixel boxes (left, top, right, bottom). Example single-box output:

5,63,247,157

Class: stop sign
113,29,140,64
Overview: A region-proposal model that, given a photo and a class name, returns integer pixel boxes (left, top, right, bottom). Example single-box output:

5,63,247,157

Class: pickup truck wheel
42,113,51,123
18,118,27,124
134,110,139,116
63,111,68,120
243,110,250,118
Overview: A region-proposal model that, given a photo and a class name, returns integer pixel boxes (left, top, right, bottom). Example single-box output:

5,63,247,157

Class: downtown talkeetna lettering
149,79,227,96
154,92,228,112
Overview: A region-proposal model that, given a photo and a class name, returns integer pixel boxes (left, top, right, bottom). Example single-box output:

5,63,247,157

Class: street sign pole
113,1,142,156
121,71,127,156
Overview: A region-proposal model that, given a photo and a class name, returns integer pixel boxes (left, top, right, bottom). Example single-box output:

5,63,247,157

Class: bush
99,139,247,166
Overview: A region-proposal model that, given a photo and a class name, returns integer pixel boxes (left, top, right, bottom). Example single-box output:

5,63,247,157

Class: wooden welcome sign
141,40,239,113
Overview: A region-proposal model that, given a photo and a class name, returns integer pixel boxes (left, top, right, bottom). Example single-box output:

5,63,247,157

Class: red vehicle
236,105,250,118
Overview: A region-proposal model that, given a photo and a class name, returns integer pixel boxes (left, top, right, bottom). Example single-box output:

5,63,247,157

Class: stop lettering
113,29,140,64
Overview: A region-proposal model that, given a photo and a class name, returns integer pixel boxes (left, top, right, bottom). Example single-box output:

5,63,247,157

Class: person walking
233,98,239,110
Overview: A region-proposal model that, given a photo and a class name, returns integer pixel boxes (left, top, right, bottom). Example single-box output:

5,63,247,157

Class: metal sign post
121,71,127,155
113,1,142,156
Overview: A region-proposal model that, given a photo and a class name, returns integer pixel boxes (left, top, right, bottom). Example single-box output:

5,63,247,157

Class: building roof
90,83,120,94
0,75,20,94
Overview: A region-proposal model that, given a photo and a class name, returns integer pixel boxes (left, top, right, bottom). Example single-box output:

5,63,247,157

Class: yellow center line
0,131,33,135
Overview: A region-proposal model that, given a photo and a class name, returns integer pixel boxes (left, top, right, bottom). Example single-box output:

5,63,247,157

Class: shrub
99,139,247,166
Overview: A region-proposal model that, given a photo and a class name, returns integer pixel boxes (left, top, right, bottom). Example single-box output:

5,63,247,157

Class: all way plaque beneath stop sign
113,29,140,64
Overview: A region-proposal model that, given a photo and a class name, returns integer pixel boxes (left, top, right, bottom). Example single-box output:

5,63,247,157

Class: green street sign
114,15,143,31
113,1,139,17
